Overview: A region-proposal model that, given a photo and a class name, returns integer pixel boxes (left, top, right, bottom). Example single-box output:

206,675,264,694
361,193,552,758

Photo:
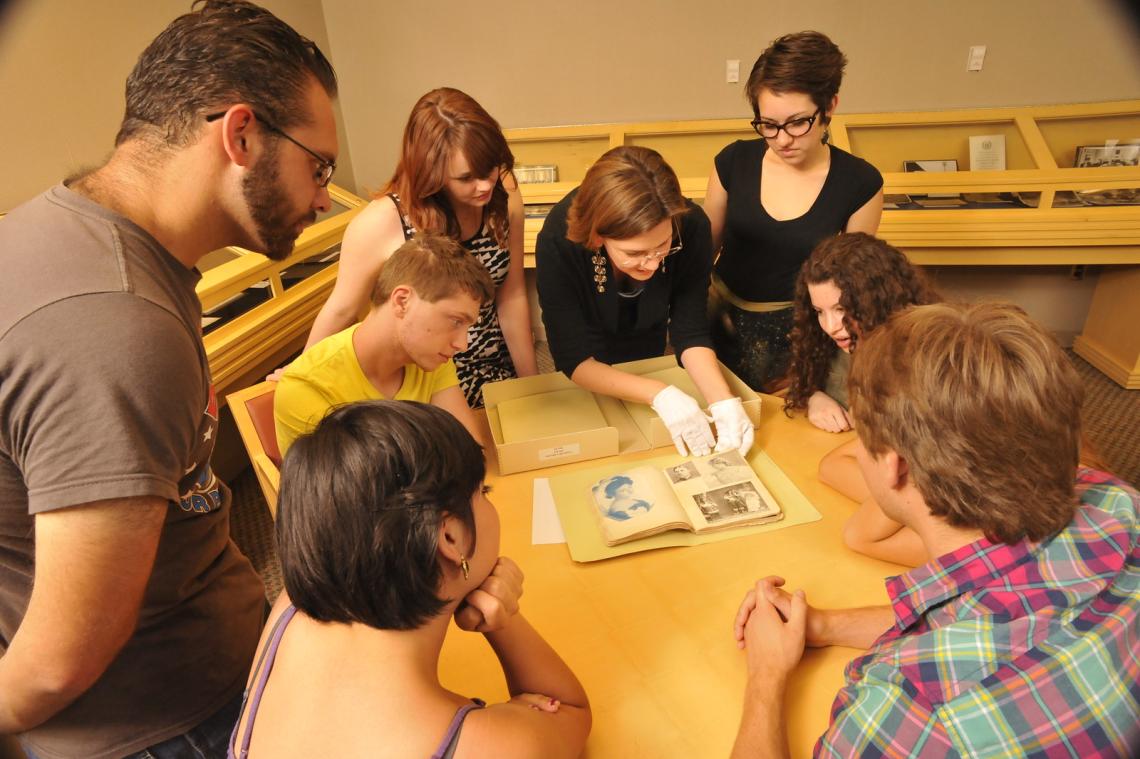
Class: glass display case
505,101,1140,387
196,184,366,399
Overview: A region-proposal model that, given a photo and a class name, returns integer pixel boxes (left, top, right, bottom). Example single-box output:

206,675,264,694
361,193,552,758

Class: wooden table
439,396,908,757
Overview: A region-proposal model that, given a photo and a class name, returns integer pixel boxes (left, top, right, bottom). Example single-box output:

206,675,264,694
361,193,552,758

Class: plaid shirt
815,468,1140,758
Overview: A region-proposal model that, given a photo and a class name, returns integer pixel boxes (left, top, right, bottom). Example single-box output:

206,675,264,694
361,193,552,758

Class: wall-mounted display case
504,101,1140,388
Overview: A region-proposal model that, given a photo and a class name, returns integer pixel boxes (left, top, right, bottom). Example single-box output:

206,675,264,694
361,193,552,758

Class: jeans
21,692,242,759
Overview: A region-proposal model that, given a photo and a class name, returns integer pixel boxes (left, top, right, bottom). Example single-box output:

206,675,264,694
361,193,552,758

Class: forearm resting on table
813,605,895,651
0,497,165,733
842,500,927,567
817,438,868,503
570,359,665,406
484,613,590,718
819,441,927,565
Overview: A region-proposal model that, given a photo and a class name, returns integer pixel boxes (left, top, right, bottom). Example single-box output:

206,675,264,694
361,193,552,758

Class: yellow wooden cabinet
196,183,367,401
505,101,1140,387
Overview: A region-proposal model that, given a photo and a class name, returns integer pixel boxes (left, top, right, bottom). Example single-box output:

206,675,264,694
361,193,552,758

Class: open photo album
589,450,783,546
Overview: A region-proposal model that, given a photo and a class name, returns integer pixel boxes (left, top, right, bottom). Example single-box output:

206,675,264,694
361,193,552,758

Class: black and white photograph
667,462,700,484
691,482,767,524
1074,144,1140,168
703,450,751,486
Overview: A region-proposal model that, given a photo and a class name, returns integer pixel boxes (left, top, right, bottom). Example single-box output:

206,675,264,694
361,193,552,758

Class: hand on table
807,391,852,433
710,396,754,456
455,556,524,632
652,385,715,457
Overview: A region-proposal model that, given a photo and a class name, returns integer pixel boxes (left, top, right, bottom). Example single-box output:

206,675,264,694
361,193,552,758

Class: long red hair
381,87,514,247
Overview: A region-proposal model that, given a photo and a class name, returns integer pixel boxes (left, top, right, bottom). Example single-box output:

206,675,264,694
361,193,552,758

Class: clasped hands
733,576,826,685
652,385,753,457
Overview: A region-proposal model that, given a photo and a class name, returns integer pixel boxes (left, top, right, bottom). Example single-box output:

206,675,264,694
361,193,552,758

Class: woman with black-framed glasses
536,146,754,457
703,31,884,393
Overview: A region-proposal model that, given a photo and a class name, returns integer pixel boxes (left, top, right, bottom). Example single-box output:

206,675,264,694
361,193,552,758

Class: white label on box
538,443,581,461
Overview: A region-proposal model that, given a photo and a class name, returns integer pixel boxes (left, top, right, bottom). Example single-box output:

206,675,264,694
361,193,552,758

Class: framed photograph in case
1074,144,1140,168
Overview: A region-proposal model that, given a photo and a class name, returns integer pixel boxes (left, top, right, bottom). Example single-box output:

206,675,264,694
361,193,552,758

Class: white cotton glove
710,397,754,456
651,385,715,457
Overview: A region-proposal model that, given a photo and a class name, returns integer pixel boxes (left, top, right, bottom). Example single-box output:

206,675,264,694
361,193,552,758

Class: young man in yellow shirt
275,234,493,455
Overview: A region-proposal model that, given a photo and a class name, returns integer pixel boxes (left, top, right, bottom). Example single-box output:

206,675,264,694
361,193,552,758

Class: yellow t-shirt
274,325,459,455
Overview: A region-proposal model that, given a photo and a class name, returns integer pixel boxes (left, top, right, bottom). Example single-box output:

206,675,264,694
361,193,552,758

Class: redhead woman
229,401,590,758
704,31,884,392
304,88,537,406
535,145,753,458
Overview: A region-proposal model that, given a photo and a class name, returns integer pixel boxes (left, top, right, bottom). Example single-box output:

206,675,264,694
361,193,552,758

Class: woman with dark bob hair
704,31,884,392
785,232,938,432
536,145,754,458
229,401,591,758
302,88,538,407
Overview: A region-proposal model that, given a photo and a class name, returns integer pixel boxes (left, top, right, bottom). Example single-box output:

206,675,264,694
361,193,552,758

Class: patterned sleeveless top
388,194,517,408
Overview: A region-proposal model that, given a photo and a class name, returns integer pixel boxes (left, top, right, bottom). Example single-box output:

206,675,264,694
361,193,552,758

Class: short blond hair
371,233,494,307
848,302,1083,543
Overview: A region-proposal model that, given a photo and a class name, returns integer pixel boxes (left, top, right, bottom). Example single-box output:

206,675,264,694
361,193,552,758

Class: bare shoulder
341,196,406,266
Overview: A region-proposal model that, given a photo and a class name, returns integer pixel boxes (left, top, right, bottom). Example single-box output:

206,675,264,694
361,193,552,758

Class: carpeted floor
228,346,1140,602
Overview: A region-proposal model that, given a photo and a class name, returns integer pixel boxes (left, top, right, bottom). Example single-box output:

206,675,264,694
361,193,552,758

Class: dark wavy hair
785,233,937,413
381,87,515,249
276,401,484,630
116,0,337,147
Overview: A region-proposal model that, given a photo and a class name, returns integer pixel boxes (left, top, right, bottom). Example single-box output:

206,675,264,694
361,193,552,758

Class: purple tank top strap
227,605,299,759
430,698,487,759
387,192,415,240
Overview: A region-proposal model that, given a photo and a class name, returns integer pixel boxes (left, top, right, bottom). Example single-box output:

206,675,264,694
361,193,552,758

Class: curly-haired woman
784,232,937,433
787,233,943,565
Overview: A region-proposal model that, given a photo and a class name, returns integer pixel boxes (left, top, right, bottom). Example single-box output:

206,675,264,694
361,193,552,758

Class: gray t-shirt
0,184,265,758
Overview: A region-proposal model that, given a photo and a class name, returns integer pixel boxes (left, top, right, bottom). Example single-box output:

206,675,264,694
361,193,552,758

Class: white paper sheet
531,478,567,545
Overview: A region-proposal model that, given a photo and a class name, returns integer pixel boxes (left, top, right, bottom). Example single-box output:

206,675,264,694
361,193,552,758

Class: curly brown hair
784,233,937,413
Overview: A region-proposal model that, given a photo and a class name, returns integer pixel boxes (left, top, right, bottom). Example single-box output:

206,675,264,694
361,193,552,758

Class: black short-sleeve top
713,140,882,303
535,189,715,377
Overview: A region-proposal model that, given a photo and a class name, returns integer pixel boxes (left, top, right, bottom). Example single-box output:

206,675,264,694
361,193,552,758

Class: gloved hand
710,396,754,456
651,385,715,457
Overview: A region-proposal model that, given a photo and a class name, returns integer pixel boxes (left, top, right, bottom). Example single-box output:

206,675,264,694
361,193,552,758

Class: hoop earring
459,555,470,580
592,249,607,293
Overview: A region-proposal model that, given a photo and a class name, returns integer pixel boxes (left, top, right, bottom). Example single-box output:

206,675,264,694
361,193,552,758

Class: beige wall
319,0,1137,344
0,0,355,213
321,0,1140,191
2,0,1136,340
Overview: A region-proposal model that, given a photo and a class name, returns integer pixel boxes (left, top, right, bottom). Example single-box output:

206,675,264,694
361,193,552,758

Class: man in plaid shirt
731,302,1139,758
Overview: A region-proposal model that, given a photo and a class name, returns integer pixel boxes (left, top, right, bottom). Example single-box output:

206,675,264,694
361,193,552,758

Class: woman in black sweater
536,146,752,457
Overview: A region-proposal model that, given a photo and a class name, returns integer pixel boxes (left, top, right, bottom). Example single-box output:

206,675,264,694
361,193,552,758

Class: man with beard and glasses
0,2,338,758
